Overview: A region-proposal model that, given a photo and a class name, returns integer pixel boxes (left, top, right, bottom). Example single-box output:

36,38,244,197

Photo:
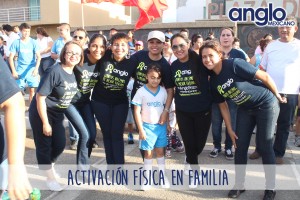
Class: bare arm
218,101,238,148
249,55,256,66
51,52,59,60
0,92,32,199
41,40,53,55
36,93,52,136
32,51,41,77
133,105,146,140
159,88,174,124
254,70,286,103
8,52,18,79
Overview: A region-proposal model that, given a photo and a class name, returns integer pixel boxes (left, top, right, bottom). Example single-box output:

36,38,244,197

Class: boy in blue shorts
8,23,41,104
132,63,170,190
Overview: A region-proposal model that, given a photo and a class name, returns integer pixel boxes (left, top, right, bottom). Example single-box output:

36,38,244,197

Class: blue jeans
211,100,237,150
65,102,97,168
69,122,79,143
92,100,128,164
38,56,55,77
234,98,279,189
273,94,298,157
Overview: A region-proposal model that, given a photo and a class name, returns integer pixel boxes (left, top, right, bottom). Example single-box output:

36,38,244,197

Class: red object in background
81,0,168,30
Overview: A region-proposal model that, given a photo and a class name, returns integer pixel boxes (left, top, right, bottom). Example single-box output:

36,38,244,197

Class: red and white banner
81,0,168,30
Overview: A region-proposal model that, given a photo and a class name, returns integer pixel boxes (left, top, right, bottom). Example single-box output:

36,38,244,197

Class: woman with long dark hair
200,40,284,200
64,34,107,170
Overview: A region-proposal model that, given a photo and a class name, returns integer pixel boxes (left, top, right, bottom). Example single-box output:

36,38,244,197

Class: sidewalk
6,94,300,199
22,122,300,200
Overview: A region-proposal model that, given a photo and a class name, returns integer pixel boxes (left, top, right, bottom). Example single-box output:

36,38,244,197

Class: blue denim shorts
139,122,167,150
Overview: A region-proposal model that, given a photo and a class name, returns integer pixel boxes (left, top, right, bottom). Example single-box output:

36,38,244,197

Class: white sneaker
161,177,170,189
141,180,152,191
184,157,192,176
189,181,197,189
46,179,63,191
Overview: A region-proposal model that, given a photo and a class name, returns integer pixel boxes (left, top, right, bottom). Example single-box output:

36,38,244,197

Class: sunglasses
165,38,170,42
73,35,84,40
171,43,187,51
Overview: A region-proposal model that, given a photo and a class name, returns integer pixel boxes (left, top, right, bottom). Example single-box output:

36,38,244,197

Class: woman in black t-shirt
64,34,106,170
200,40,285,199
91,33,136,165
29,41,84,191
170,33,212,184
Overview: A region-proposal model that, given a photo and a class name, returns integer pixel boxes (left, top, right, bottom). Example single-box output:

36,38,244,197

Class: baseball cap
147,30,165,42
135,40,143,46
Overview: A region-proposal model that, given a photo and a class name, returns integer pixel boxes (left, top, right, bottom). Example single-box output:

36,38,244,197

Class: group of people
0,15,300,200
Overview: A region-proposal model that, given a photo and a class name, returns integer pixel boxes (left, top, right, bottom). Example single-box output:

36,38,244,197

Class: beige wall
0,0,27,9
69,1,127,27
39,0,61,24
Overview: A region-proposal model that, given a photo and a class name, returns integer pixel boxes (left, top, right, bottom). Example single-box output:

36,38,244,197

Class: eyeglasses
66,51,81,57
73,35,84,40
171,43,187,51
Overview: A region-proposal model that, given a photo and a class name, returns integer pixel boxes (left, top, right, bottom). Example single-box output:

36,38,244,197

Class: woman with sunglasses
170,33,212,185
200,40,283,199
64,34,107,170
29,41,84,191
91,32,136,165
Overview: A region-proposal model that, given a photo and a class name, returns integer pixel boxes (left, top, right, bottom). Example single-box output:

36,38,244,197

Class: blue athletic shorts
139,122,167,150
17,67,39,89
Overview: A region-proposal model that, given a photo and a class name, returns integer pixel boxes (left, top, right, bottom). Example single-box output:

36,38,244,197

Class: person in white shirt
259,16,300,164
36,27,54,77
2,24,20,69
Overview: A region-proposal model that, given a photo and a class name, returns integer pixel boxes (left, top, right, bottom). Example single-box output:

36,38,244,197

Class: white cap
147,30,165,42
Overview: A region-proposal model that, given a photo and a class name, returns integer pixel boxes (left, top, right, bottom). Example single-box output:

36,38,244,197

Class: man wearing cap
130,30,174,151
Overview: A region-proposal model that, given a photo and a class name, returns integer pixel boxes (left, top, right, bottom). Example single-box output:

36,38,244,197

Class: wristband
164,108,170,112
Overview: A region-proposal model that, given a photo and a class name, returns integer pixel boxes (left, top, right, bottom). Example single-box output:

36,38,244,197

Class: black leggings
176,109,211,165
29,99,66,170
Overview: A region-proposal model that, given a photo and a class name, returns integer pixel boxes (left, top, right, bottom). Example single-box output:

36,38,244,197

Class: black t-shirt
37,63,78,112
130,50,173,99
72,52,100,105
170,53,212,112
210,59,274,109
0,56,20,163
91,51,136,105
227,48,246,60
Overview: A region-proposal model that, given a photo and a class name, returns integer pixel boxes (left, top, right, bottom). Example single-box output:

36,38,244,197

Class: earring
125,53,130,59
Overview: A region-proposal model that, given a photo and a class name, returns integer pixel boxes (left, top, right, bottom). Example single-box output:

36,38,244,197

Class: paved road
20,117,300,200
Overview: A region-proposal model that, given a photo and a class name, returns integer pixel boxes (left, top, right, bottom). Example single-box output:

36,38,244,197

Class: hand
11,71,19,79
158,110,168,125
32,68,39,77
167,124,171,133
276,94,287,103
43,123,52,136
8,164,32,200
228,130,238,148
139,130,146,140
